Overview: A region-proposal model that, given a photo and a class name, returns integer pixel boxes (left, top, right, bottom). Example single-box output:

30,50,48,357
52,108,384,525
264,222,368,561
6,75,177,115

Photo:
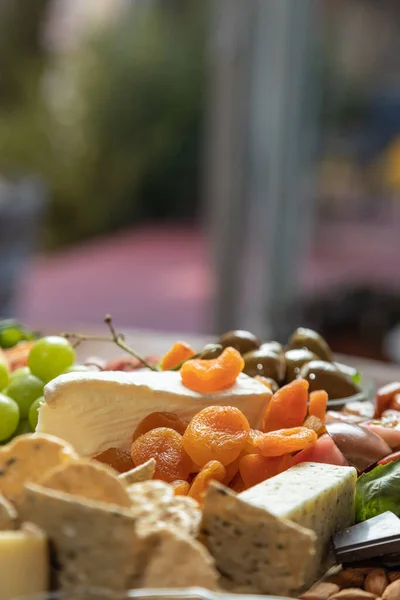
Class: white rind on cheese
38,371,271,456
239,462,357,586
0,523,49,600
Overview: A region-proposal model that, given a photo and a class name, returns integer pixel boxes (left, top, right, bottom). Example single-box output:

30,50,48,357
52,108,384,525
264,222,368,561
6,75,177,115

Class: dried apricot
182,405,250,467
180,347,244,393
303,415,326,437
171,480,190,496
188,460,226,502
252,426,317,457
93,447,134,473
160,342,196,370
222,457,240,486
5,341,35,371
309,390,328,422
132,411,188,442
243,429,264,455
131,427,192,483
239,453,294,488
230,472,246,493
261,379,309,432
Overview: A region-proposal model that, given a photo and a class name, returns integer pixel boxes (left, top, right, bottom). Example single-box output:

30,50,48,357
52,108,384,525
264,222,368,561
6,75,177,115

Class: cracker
0,493,17,530
40,460,131,507
128,480,201,538
118,458,156,485
139,525,219,590
200,481,316,597
0,434,78,507
20,482,149,590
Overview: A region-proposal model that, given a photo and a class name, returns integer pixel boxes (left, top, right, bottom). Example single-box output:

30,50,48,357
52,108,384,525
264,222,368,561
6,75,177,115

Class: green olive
299,360,361,399
284,348,319,383
218,330,261,355
243,349,286,382
334,362,361,384
259,341,284,355
200,344,223,360
288,327,333,361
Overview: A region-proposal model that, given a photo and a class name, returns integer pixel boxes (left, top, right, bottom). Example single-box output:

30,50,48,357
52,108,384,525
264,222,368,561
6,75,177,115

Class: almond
365,569,389,597
382,579,400,600
333,569,366,588
388,572,400,583
330,590,377,600
300,582,340,599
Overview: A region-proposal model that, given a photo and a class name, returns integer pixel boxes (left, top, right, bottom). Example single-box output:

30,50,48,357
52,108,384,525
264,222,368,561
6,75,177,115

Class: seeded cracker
40,460,131,507
139,525,219,590
119,458,156,485
128,480,201,538
20,483,148,590
0,434,78,507
200,481,316,597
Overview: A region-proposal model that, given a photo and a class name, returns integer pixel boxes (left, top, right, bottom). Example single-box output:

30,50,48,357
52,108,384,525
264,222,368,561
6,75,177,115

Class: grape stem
62,315,160,371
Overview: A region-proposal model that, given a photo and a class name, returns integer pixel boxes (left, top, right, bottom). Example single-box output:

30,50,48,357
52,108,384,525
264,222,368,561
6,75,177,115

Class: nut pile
299,566,400,600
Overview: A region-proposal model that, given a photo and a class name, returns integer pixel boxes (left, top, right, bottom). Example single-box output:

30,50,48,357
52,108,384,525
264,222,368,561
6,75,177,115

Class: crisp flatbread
118,459,156,485
20,483,148,590
0,434,78,507
40,460,131,507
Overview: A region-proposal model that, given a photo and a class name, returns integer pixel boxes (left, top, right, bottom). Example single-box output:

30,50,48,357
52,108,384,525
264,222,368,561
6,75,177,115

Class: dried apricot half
261,379,309,432
131,427,192,483
252,426,318,457
93,447,134,474
160,341,196,370
239,453,294,488
180,347,244,393
309,389,328,422
132,411,188,442
170,480,190,496
182,405,250,467
188,460,226,502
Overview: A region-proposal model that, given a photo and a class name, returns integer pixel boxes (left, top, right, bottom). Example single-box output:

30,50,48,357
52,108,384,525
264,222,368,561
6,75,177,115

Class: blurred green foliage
0,0,206,250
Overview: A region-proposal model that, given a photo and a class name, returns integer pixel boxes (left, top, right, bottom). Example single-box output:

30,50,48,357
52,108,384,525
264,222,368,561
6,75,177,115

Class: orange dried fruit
132,411,188,442
180,347,244,393
93,447,134,474
230,472,246,493
182,405,250,467
171,480,190,496
222,457,240,486
243,429,264,455
239,453,294,488
131,427,192,483
252,426,318,457
160,341,196,371
5,341,35,371
303,415,326,437
309,389,328,422
188,460,226,502
261,379,309,432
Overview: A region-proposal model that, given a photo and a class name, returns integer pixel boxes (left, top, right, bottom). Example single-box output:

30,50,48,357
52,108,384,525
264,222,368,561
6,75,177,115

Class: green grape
14,419,33,436
28,396,43,431
0,360,9,391
63,364,92,374
28,336,75,383
0,394,19,441
9,366,30,381
4,373,44,419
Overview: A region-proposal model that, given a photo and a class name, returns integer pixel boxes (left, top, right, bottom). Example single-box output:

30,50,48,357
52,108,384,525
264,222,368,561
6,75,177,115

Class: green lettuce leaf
356,460,400,522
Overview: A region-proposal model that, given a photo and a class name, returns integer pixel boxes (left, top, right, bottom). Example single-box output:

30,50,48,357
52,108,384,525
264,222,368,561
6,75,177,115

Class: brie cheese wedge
37,371,271,456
